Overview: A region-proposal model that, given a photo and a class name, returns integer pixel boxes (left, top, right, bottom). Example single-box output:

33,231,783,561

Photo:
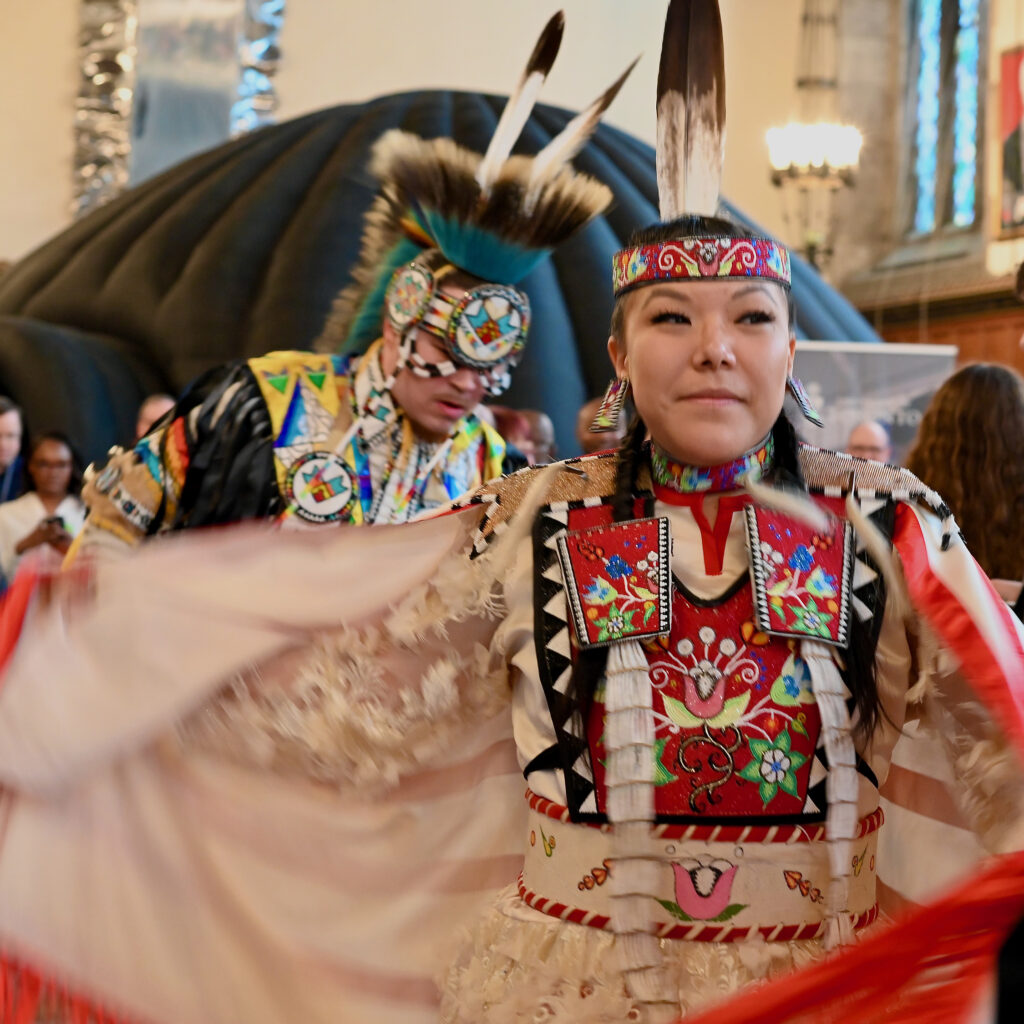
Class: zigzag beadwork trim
516,872,880,941
525,789,885,842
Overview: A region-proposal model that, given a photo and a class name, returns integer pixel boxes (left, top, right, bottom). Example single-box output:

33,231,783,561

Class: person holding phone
0,432,84,586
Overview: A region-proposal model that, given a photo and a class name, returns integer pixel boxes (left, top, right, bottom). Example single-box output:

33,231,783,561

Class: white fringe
603,639,669,1009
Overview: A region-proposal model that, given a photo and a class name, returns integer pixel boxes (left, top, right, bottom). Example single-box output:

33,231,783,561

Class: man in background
73,14,626,552
519,410,556,465
0,397,24,504
846,419,892,463
135,394,176,441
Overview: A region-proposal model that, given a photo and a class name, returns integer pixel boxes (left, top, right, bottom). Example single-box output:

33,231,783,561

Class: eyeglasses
31,459,72,470
385,256,530,397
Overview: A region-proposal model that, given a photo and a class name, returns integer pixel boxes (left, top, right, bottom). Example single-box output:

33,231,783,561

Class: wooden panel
880,309,1024,376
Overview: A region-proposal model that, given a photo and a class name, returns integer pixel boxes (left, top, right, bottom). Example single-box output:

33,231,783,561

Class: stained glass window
952,0,980,227
913,0,941,233
909,0,984,235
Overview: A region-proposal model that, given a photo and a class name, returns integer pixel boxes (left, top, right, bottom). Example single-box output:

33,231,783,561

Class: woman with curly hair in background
906,362,1024,1023
905,363,1024,612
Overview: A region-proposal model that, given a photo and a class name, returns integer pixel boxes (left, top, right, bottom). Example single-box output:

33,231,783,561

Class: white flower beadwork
760,747,791,784
759,541,784,565
698,626,715,644
636,549,660,581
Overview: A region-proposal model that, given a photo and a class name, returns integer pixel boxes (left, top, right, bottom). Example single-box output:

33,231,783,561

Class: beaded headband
612,235,791,297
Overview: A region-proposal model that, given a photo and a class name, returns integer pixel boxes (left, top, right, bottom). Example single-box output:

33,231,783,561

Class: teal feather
419,208,550,284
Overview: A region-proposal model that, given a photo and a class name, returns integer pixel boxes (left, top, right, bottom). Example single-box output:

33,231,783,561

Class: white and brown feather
655,0,726,220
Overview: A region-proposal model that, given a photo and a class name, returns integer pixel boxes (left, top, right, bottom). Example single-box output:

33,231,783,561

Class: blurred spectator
576,395,626,454
905,364,1024,593
0,397,24,503
518,410,556,464
845,419,892,463
489,406,556,467
489,406,531,470
136,393,176,440
1017,262,1024,351
0,433,85,585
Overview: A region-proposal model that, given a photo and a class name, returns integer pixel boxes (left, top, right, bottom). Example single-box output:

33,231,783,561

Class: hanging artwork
1001,46,1024,234
74,0,285,217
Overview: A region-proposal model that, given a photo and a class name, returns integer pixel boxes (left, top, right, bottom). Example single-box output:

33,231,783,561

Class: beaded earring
589,377,630,432
786,375,824,428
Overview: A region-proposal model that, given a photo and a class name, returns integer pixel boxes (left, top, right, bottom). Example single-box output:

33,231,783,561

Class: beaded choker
650,434,774,495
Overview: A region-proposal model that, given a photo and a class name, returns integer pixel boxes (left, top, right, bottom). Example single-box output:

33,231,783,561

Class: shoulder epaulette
451,445,958,559
449,451,620,557
799,445,957,547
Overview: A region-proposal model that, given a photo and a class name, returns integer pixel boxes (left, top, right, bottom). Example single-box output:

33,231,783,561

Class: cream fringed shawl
0,510,524,1024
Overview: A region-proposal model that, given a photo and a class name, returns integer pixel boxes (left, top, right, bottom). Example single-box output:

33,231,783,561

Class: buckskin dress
0,446,1020,1024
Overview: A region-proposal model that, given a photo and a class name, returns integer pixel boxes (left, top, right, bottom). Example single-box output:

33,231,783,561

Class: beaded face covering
650,434,775,494
385,256,530,397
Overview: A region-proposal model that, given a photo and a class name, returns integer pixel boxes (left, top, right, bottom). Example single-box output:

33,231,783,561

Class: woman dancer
0,3,1020,1023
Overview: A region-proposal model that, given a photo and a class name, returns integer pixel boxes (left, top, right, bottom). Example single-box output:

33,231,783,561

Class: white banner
790,341,959,463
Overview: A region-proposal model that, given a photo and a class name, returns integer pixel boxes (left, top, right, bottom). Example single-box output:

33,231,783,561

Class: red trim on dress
892,505,1024,753
678,850,1024,1024
649,489,749,575
0,952,140,1024
0,568,40,684
525,788,884,842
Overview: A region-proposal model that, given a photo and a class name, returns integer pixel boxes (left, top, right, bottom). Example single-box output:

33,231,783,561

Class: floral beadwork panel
744,505,853,648
587,581,823,820
556,517,672,648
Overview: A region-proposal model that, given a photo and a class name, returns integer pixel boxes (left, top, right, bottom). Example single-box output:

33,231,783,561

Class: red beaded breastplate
588,577,822,818
533,496,862,825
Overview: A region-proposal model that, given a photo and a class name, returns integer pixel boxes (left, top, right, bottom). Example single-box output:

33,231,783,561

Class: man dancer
76,11,629,552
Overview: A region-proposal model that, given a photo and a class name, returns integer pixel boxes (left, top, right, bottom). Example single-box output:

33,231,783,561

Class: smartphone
42,516,65,530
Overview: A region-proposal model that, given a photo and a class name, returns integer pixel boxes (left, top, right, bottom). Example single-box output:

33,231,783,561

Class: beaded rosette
612,236,791,297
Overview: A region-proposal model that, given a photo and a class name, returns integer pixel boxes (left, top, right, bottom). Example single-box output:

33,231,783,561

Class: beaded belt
519,790,881,942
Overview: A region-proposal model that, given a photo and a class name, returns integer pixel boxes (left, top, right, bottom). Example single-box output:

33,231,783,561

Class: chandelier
766,0,862,271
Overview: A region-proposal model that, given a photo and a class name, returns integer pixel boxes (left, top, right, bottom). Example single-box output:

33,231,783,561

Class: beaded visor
612,236,791,297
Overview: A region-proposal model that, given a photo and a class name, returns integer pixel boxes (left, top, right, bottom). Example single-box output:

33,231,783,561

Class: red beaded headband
612,236,791,297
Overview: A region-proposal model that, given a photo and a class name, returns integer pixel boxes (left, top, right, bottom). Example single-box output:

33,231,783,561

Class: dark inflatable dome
0,90,879,464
